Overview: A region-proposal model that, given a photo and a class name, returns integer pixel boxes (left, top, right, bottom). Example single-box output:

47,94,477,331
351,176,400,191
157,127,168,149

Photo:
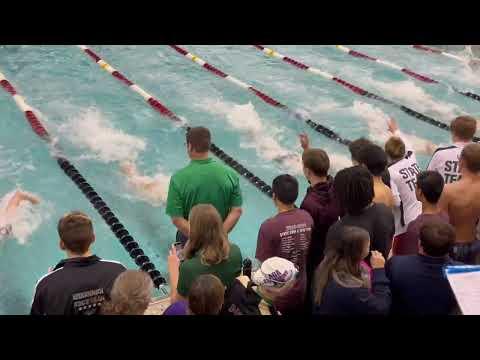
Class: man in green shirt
166,127,243,244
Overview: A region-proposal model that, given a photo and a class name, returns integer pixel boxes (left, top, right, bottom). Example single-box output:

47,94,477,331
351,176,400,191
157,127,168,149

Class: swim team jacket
427,142,471,184
30,255,126,315
387,130,422,236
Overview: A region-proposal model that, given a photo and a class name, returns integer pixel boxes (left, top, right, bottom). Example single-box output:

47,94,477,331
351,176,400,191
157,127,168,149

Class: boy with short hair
256,174,313,314
31,211,126,315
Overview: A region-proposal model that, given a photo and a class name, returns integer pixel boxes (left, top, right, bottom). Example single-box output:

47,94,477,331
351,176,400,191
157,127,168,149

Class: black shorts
450,240,480,264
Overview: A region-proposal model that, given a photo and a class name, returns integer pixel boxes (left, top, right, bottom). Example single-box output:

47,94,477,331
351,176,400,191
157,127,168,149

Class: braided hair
334,166,374,216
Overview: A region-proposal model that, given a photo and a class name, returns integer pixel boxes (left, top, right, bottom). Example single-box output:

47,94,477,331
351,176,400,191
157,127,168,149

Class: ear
91,233,96,244
59,239,66,251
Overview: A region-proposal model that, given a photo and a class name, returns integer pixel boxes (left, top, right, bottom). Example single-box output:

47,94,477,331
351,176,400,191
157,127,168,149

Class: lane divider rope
168,45,352,146
77,45,274,197
336,45,480,103
0,70,168,291
412,45,467,62
252,45,480,143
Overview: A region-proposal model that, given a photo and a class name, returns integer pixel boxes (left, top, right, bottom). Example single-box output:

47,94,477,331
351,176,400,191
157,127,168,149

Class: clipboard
445,265,480,315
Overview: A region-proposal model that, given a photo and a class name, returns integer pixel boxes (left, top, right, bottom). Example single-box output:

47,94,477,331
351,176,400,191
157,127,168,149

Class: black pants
450,240,480,264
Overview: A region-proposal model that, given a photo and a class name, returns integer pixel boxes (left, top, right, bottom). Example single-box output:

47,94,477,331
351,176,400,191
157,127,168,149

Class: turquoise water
0,45,478,314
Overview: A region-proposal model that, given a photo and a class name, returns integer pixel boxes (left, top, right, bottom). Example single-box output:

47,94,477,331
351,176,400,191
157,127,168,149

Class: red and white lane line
411,45,466,62
336,45,480,102
251,45,480,142
168,45,351,146
337,45,437,84
0,71,51,141
77,45,183,123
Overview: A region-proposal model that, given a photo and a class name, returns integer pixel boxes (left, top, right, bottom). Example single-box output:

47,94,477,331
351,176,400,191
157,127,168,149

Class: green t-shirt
166,158,243,220
177,243,243,297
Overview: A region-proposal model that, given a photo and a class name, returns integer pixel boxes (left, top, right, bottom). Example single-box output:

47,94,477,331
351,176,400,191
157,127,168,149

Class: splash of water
351,101,437,156
58,108,146,163
198,99,304,174
366,79,462,122
57,108,171,206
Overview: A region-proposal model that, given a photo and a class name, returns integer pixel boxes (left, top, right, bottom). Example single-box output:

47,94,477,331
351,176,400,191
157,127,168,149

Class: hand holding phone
173,241,185,261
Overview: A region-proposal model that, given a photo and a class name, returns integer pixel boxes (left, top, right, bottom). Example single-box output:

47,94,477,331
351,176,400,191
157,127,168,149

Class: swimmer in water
0,190,40,239
469,58,480,72
119,161,169,205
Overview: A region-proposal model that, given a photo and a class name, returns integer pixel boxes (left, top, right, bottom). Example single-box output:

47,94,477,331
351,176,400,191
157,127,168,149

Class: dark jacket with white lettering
30,255,126,315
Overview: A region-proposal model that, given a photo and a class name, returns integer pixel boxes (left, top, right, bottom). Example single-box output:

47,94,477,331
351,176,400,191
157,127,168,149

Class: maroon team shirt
394,212,450,255
256,208,314,314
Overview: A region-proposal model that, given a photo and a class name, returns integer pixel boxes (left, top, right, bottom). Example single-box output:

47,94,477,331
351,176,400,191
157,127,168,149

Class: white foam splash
351,101,437,156
198,99,303,174
0,190,51,245
329,153,354,172
366,79,462,122
58,108,146,163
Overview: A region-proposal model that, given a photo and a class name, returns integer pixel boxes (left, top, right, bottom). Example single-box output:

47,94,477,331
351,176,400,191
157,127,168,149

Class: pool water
0,45,478,314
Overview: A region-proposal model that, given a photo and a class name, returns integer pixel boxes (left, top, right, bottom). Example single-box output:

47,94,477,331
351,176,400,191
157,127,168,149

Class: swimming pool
0,45,478,314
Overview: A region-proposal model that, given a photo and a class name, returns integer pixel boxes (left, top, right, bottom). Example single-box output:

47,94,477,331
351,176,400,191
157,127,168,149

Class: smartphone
174,241,185,261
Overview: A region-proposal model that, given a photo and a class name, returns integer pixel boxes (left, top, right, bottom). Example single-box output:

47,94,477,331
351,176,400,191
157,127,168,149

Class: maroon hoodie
300,178,341,275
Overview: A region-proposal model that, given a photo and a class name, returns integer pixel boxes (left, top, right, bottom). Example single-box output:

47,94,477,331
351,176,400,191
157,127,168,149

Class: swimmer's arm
388,118,415,154
171,217,190,238
223,207,243,234
299,133,310,151
5,191,39,215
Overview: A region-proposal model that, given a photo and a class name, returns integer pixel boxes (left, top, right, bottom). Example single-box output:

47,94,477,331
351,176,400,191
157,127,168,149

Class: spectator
394,171,449,255
386,221,460,314
349,137,392,188
358,143,396,209
349,137,373,166
428,115,477,184
256,174,313,314
166,127,243,246
327,166,395,260
222,257,298,315
439,143,480,263
312,226,391,315
101,270,153,315
164,274,225,315
298,133,341,303
30,211,126,315
384,119,422,251
167,204,242,303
